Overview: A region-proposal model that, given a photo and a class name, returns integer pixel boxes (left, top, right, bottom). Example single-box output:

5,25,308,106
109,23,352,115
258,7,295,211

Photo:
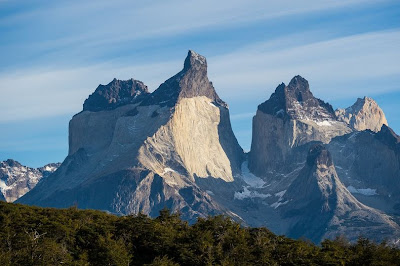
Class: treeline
0,202,399,265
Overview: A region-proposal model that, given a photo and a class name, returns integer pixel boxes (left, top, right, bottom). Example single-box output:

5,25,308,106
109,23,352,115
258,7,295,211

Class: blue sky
0,0,399,167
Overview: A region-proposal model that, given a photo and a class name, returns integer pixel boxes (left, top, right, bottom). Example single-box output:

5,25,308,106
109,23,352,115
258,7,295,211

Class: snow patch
270,190,288,209
275,190,286,198
0,179,8,192
162,168,176,175
234,187,271,200
316,120,332,127
44,166,56,172
347,186,377,196
208,102,217,108
239,162,265,188
227,211,242,220
271,200,289,209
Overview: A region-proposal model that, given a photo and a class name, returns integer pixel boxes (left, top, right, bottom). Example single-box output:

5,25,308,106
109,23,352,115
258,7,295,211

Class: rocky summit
279,144,400,243
258,75,336,121
249,76,351,175
83,78,149,111
336,96,388,132
0,159,60,202
16,51,400,244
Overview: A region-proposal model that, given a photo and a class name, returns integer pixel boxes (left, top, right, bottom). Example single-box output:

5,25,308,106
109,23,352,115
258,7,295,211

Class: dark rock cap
257,82,287,118
2,159,22,167
288,75,309,91
306,144,333,167
183,50,207,71
376,124,400,149
83,78,150,112
258,75,335,120
141,50,226,108
286,75,312,102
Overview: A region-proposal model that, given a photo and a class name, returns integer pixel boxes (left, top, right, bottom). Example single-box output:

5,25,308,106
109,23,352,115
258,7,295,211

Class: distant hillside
0,202,400,265
0,159,60,202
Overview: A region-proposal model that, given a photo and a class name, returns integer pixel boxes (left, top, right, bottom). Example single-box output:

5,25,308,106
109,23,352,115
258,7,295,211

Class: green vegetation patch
0,202,399,265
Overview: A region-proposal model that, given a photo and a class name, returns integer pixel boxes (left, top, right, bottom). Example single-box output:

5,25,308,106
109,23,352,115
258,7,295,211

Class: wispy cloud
1,29,399,122
1,0,372,33
1,0,399,166
0,0,380,70
0,60,179,122
209,29,400,101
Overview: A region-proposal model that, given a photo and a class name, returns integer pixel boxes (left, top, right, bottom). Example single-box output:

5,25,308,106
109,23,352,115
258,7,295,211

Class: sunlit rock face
335,96,388,132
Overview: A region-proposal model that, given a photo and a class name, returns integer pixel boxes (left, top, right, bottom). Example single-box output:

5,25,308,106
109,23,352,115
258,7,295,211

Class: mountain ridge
0,159,60,202
18,50,244,223
279,144,400,243
14,50,400,244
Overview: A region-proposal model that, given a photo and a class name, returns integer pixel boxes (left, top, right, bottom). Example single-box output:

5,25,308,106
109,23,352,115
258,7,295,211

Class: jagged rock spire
376,124,400,148
286,144,339,211
306,144,333,167
279,143,400,243
141,50,226,107
335,96,388,132
183,50,207,71
287,75,310,93
249,75,351,175
258,75,335,121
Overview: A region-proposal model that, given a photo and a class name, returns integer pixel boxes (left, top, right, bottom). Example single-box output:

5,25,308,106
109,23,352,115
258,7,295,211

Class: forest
0,201,399,265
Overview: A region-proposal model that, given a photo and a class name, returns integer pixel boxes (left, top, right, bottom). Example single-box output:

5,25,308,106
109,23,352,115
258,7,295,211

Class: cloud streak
1,0,399,166
0,29,399,122
209,29,400,101
0,0,381,69
0,60,179,121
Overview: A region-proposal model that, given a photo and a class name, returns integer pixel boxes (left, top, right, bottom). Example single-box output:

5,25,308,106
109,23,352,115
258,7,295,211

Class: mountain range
0,160,59,202
5,50,399,244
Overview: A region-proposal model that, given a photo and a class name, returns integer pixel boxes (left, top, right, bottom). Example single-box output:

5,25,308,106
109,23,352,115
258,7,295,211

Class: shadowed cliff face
327,125,400,213
284,144,339,214
306,144,333,167
18,50,244,223
376,124,400,148
279,144,400,243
